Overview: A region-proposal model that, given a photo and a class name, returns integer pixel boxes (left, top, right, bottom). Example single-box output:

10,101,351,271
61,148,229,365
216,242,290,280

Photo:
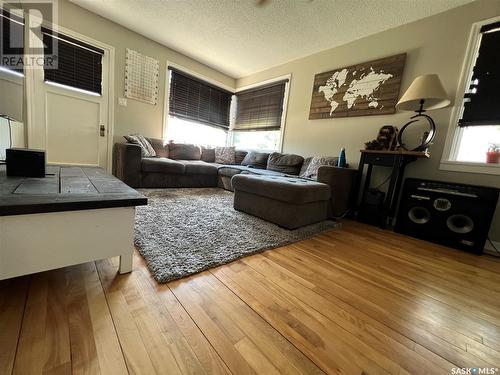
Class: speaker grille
447,214,474,234
408,206,430,224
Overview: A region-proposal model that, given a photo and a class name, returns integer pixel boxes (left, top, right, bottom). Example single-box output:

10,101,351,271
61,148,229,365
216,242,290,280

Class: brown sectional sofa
113,138,357,228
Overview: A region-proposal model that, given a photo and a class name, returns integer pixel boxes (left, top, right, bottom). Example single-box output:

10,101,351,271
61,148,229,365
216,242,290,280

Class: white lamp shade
396,74,450,112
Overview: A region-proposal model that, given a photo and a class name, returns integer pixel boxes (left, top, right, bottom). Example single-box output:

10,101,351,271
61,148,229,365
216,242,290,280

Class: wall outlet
118,97,127,106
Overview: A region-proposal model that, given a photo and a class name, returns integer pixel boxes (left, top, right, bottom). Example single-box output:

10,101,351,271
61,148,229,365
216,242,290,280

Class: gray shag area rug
135,188,337,283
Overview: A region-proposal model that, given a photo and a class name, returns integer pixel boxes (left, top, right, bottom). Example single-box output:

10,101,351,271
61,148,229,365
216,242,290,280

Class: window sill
440,160,500,175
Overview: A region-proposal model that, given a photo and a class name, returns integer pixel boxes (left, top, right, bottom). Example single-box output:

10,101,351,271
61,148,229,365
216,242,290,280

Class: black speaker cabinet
395,178,499,254
6,148,46,178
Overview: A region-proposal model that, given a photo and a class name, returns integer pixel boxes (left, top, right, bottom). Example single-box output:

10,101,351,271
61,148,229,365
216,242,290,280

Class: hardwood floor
1,220,500,374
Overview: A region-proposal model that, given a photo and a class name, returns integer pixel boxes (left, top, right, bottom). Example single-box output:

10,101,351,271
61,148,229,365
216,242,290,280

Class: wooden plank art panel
309,53,406,120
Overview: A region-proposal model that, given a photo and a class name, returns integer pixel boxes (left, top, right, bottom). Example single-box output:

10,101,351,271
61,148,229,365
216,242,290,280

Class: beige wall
237,0,500,241
57,0,235,143
0,75,25,149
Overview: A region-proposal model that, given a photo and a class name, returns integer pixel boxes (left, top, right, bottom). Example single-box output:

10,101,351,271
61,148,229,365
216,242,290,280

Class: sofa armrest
113,143,142,187
317,166,358,217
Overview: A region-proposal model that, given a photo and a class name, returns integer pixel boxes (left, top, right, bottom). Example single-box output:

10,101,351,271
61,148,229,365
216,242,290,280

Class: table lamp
396,74,450,151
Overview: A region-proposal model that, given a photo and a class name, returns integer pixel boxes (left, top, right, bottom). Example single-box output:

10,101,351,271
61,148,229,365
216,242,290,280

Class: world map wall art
309,53,406,119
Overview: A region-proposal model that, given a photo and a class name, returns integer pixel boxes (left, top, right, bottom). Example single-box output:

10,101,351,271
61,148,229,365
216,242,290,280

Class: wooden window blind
168,68,232,129
234,80,287,132
459,22,500,127
0,9,24,74
43,28,104,95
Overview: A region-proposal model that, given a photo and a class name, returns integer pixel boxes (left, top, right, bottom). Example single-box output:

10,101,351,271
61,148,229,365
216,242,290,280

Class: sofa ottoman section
232,175,331,229
218,166,289,191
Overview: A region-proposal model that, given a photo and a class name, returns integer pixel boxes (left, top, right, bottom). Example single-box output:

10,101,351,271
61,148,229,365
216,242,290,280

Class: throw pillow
215,146,236,164
267,152,304,175
241,151,270,169
201,147,216,162
146,137,169,158
169,143,202,160
299,157,313,177
300,156,339,180
235,150,248,165
123,134,156,157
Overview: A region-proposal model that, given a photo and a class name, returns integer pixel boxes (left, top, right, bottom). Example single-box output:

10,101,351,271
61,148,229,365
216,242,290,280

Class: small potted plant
486,144,500,164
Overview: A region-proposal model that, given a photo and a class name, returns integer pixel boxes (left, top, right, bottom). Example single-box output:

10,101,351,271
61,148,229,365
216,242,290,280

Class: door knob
100,124,106,137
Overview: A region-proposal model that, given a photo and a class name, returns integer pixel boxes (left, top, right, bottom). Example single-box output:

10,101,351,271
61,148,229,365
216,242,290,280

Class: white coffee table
0,165,147,280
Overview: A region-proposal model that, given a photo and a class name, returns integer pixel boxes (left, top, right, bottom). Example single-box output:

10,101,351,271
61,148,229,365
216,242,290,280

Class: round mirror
398,114,435,151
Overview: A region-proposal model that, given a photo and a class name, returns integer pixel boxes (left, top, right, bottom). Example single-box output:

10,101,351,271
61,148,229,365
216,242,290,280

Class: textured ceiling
71,0,472,78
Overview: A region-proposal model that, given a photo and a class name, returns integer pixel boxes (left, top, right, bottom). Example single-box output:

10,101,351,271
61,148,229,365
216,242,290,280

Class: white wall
0,72,25,153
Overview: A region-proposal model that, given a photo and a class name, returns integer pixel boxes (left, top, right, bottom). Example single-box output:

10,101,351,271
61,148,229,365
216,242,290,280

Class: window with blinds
234,80,287,132
43,29,104,95
168,68,232,130
0,9,24,74
459,21,500,127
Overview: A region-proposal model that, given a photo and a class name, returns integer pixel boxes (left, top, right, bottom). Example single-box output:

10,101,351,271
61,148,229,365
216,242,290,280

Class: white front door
44,83,108,167
25,27,113,170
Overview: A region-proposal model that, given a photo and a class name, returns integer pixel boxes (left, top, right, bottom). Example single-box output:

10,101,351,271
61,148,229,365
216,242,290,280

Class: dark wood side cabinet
355,149,429,227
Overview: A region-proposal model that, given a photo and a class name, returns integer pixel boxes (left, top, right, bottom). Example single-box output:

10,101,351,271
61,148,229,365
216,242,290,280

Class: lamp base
397,112,436,151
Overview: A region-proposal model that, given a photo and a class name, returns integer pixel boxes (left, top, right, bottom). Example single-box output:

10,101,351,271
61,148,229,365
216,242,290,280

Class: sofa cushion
235,150,248,165
147,138,169,158
141,157,185,174
267,152,304,175
215,146,236,164
300,156,339,179
124,134,156,157
232,174,331,204
241,168,287,177
201,147,216,162
179,160,218,175
241,151,269,169
169,143,202,160
218,165,287,178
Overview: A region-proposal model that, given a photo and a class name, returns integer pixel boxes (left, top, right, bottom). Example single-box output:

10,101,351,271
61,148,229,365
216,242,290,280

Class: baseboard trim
484,240,500,258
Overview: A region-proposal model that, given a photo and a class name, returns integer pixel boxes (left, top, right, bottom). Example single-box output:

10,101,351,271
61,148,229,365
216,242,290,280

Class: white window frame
163,61,235,144
231,74,291,153
440,16,500,176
